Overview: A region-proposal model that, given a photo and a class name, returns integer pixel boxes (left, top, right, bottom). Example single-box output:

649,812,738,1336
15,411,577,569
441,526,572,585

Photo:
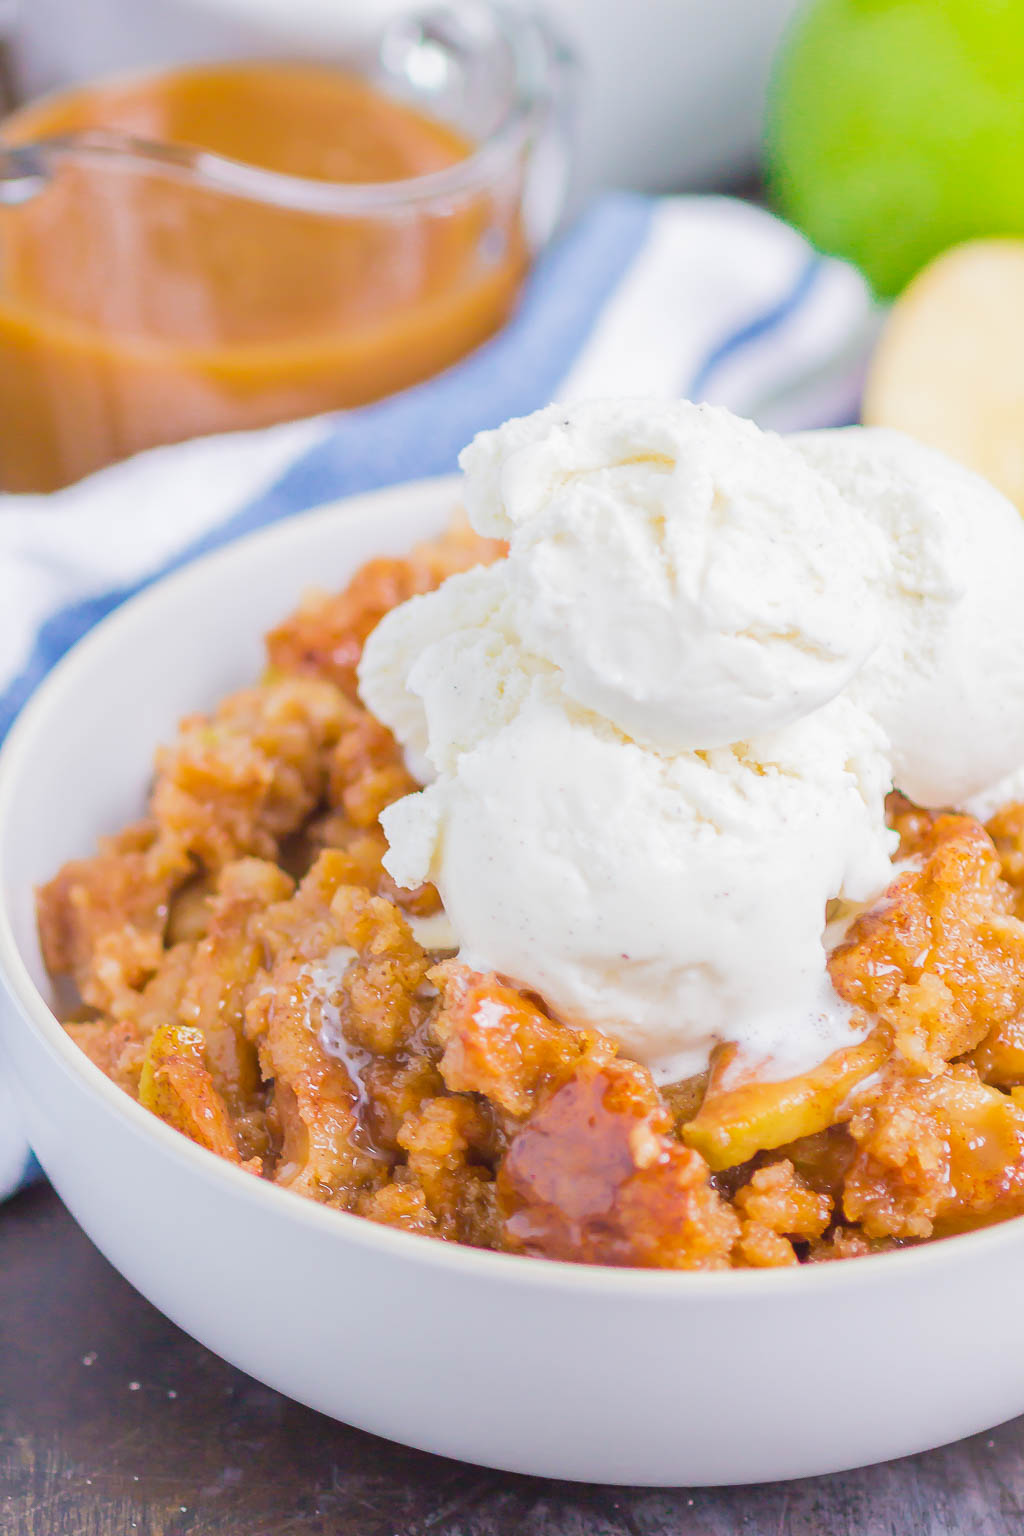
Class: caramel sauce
0,63,527,490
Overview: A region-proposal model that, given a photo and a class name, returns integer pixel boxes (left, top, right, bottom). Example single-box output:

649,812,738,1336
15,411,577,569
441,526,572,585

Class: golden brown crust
734,1160,832,1242
152,676,349,869
733,1161,832,1269
39,525,1024,1269
843,1063,1024,1240
329,885,433,1054
37,822,191,1013
430,965,610,1119
498,1059,741,1269
265,520,505,699
306,815,440,915
830,814,1024,1075
985,801,1024,898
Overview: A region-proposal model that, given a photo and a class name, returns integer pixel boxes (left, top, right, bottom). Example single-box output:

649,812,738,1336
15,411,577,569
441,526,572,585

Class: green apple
766,0,1024,297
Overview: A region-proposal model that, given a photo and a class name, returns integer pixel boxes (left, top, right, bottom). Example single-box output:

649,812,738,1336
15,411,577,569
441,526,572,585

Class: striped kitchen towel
0,191,878,1198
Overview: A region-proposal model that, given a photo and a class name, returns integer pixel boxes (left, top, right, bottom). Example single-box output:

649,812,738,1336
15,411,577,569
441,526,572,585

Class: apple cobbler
36,523,1024,1269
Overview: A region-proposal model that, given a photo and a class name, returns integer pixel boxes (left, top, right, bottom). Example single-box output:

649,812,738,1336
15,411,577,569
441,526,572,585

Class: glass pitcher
0,2,570,491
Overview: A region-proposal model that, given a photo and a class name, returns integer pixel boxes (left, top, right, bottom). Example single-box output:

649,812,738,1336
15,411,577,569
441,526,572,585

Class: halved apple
864,239,1024,513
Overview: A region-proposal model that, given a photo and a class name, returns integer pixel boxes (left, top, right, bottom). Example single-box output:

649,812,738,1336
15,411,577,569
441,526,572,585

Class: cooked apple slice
863,238,1024,512
681,1030,889,1173
139,1021,254,1166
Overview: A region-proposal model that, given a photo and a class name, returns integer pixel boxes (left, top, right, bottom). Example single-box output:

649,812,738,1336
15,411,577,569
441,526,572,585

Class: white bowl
2,475,1024,1487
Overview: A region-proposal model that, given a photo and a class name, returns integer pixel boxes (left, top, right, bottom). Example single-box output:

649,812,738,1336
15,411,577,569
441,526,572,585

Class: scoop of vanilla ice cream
377,669,895,1081
356,564,518,779
457,399,886,752
792,427,1024,808
359,399,900,1083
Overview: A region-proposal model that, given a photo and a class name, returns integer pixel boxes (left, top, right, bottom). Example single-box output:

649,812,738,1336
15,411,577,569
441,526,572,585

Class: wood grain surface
3,1182,1024,1536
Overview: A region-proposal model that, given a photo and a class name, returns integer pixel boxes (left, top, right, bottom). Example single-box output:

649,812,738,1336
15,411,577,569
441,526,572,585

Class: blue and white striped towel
0,192,878,1200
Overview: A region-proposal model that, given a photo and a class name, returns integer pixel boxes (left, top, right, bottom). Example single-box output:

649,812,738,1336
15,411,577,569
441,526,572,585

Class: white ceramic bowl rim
2,485,1023,1299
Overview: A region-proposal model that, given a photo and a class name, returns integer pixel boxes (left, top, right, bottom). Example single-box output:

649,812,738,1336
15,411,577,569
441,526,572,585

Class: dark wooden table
3,1182,1024,1536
